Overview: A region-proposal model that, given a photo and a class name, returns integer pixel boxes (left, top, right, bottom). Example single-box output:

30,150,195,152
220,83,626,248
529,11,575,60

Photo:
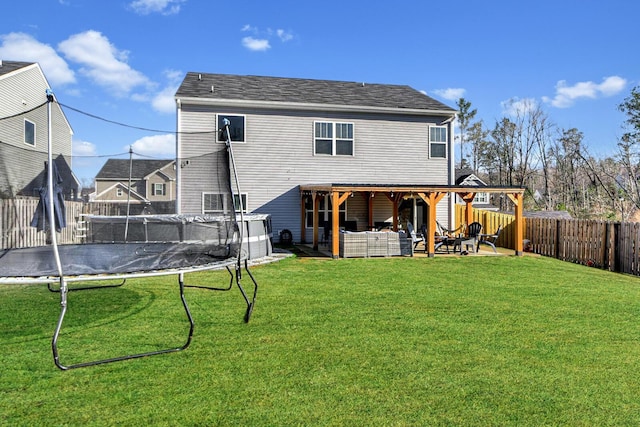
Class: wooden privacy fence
453,204,640,276
454,205,518,250
0,198,124,250
526,218,640,276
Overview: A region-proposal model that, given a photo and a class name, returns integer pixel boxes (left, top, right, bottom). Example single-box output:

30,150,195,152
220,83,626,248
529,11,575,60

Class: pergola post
508,192,524,256
330,190,352,259
459,192,476,228
312,192,320,250
300,193,306,244
418,191,446,257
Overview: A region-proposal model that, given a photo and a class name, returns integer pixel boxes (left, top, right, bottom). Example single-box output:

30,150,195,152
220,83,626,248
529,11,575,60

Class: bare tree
456,98,477,170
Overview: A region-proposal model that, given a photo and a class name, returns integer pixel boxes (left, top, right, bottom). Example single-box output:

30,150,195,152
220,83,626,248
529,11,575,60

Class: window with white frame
429,126,447,158
233,193,248,213
474,192,489,204
203,192,226,214
153,183,166,196
217,114,245,143
304,195,347,228
314,121,354,156
24,119,35,146
116,188,123,197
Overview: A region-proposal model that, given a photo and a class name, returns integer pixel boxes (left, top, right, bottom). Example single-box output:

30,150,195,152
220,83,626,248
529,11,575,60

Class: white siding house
0,60,77,199
175,73,456,242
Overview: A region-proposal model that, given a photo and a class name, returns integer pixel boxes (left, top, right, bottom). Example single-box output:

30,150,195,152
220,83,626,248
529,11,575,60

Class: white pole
45,90,64,279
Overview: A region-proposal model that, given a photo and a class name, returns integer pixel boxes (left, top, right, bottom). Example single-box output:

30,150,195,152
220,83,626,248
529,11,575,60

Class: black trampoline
0,97,259,370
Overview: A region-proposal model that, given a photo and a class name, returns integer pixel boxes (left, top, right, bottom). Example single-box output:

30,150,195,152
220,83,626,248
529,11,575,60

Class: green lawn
1,254,640,426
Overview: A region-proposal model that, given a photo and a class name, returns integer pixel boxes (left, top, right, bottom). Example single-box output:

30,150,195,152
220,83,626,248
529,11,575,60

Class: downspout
175,98,181,214
448,115,456,228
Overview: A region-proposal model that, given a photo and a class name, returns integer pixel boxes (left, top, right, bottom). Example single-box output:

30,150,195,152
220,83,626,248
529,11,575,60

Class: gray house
92,159,176,214
175,73,457,243
0,60,78,199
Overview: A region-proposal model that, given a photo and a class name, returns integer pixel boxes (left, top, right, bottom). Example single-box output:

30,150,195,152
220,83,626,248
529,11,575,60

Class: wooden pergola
299,184,526,258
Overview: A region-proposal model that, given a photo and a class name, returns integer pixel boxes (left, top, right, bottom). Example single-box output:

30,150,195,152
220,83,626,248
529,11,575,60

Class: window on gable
116,188,123,197
24,119,35,146
217,114,245,143
429,126,447,158
314,122,354,156
153,183,166,196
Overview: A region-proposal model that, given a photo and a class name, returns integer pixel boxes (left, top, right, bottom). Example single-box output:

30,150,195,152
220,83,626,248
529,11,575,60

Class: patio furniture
460,221,482,254
477,224,503,253
406,222,425,252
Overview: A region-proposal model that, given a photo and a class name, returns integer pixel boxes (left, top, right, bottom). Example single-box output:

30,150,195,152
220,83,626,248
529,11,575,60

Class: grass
2,254,640,426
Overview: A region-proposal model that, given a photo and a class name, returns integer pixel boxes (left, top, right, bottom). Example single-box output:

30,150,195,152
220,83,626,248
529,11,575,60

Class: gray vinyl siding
0,65,73,197
177,104,451,241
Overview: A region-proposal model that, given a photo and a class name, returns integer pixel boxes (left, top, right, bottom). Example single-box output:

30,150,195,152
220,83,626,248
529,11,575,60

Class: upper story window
153,183,166,196
24,119,35,146
217,114,245,143
429,126,447,158
314,121,354,156
116,188,123,197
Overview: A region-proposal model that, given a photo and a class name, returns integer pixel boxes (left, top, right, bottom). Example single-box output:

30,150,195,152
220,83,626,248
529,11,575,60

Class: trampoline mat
0,242,235,278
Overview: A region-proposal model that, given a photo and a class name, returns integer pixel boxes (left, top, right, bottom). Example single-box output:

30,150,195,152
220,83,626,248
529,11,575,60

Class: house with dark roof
454,169,498,211
0,60,78,199
92,159,176,214
175,73,457,242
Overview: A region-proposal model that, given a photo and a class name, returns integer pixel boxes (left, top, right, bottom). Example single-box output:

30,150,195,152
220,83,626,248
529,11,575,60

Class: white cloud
129,0,186,15
242,37,270,52
72,139,97,157
151,69,182,113
58,30,150,97
129,134,175,157
543,76,627,108
433,88,465,101
501,97,538,117
277,29,293,42
240,25,294,51
0,32,76,87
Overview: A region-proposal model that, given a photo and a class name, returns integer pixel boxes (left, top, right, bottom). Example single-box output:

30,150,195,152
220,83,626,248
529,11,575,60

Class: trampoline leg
50,275,195,370
236,260,258,323
47,278,126,293
183,266,234,291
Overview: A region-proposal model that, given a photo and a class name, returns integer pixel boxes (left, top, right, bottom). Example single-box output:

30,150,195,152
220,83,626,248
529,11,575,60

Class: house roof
175,73,456,115
96,159,174,180
455,170,487,187
0,60,34,77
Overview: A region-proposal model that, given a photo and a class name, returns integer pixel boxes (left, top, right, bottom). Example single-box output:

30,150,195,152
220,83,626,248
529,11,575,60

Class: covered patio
299,184,526,259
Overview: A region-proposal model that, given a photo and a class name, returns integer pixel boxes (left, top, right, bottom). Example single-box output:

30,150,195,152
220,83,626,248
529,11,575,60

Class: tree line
456,86,640,220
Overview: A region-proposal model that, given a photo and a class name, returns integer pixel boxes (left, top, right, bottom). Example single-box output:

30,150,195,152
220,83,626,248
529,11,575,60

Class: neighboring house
0,60,78,199
175,73,457,242
455,169,497,211
92,159,176,214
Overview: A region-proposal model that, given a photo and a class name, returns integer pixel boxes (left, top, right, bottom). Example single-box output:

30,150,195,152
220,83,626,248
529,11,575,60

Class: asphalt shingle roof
0,60,34,77
96,159,173,180
176,73,456,113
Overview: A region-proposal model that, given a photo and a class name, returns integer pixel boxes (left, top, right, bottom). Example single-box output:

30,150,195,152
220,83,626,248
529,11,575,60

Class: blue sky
1,0,638,184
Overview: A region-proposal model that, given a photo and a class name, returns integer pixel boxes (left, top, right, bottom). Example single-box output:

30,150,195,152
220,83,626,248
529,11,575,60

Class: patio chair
406,222,425,251
460,221,482,254
477,224,503,253
436,220,465,238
